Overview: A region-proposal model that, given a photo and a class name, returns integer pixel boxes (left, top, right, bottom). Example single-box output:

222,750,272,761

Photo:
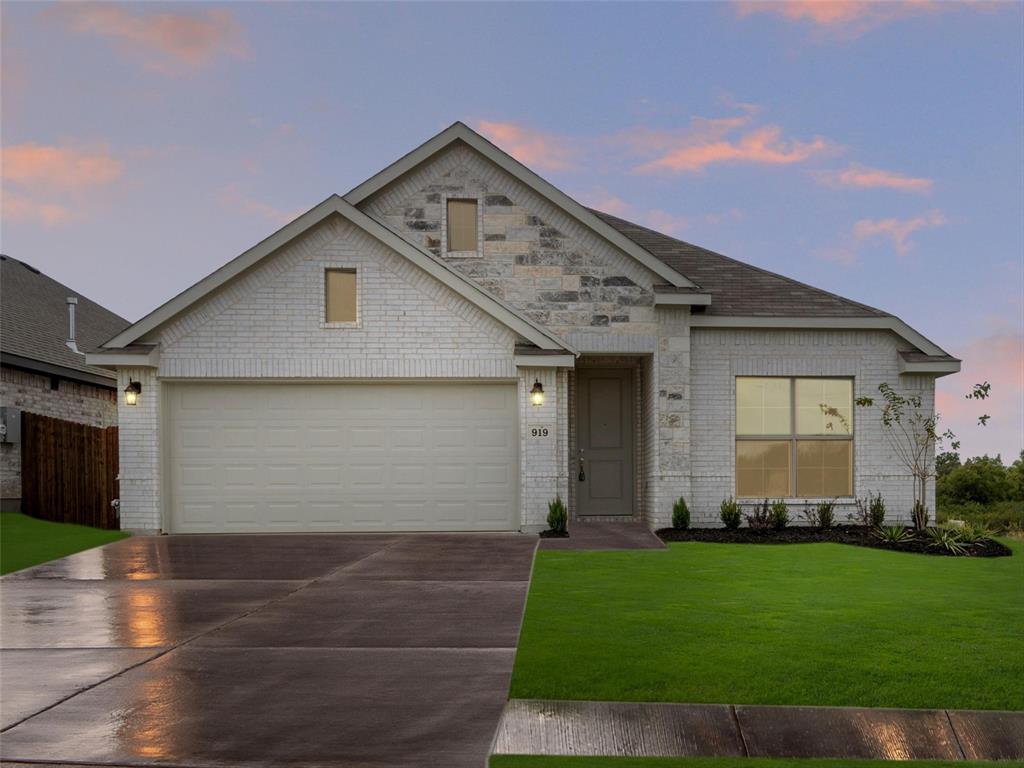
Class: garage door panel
167,382,518,533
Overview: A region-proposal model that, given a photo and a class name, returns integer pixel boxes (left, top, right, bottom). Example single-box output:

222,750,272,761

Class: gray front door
577,368,634,516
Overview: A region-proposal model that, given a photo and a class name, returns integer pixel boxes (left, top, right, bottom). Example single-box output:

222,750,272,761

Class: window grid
736,377,854,499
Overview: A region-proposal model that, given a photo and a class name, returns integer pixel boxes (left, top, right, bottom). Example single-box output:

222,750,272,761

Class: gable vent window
325,269,357,324
446,199,478,253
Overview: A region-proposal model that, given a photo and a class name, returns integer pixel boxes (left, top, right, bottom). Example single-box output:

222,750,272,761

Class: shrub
911,500,929,531
720,497,741,530
851,491,887,528
957,522,993,545
745,499,772,530
869,493,887,527
925,527,968,556
937,499,1024,533
671,497,690,530
770,500,789,531
802,501,836,529
547,496,567,534
873,525,914,544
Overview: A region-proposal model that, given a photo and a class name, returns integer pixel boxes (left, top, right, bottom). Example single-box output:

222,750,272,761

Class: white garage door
165,382,518,533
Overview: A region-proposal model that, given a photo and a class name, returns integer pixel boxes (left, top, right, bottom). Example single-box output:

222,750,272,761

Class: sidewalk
493,699,1024,761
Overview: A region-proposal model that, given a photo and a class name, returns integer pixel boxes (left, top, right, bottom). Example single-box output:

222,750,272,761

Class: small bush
770,500,790,531
745,499,772,530
851,491,887,528
672,497,690,530
873,525,914,543
911,500,929,531
547,496,567,534
957,522,993,545
802,501,836,529
720,497,741,530
925,526,968,556
869,493,887,527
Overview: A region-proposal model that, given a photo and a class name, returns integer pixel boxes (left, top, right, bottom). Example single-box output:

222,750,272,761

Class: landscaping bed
655,525,1012,557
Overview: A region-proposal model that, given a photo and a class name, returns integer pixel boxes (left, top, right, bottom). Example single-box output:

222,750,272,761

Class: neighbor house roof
0,254,129,385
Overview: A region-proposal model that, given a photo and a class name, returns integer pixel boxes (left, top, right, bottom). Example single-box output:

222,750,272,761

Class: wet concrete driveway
0,533,538,767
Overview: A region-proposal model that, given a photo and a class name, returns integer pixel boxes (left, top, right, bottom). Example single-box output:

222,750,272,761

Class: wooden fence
21,413,120,530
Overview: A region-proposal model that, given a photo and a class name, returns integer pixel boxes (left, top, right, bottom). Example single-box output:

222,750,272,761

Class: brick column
116,367,161,532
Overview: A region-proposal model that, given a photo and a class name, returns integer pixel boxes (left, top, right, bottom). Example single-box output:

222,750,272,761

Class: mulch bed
538,529,570,538
655,525,1013,557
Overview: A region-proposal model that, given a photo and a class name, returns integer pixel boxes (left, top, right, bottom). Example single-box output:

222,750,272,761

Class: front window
325,268,357,323
446,198,478,252
735,377,853,498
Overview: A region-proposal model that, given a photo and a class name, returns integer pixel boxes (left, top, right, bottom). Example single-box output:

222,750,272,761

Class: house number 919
530,427,550,438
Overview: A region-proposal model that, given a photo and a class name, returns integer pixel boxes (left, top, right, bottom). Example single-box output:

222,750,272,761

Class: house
86,123,960,534
0,255,130,511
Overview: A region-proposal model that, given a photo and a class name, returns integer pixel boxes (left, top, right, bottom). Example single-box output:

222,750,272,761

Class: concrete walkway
540,521,666,550
493,699,1024,761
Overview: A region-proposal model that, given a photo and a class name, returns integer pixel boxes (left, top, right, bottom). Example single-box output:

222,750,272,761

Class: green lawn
492,759,1024,768
510,541,1024,710
491,759,1024,768
0,512,129,575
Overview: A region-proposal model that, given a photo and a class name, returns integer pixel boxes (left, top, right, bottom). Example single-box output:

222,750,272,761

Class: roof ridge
588,208,889,318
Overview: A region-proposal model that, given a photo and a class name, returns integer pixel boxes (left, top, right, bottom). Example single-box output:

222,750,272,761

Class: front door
577,368,634,516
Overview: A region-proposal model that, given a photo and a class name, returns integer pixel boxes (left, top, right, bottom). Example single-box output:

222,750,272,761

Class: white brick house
88,123,960,534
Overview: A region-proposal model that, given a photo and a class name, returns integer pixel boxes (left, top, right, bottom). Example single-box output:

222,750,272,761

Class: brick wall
0,366,117,505
689,327,937,527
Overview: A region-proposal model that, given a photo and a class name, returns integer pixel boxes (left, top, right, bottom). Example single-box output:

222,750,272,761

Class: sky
1,1,1022,461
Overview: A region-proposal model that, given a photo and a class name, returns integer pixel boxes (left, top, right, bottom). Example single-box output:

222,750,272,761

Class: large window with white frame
735,377,854,499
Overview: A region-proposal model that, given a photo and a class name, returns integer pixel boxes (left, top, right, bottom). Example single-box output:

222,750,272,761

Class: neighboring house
0,255,130,511
87,123,960,534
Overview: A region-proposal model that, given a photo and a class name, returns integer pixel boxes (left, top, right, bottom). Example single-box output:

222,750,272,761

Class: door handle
578,451,585,482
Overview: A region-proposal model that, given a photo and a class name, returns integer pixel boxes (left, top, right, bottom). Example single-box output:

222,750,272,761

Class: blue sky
2,1,1021,459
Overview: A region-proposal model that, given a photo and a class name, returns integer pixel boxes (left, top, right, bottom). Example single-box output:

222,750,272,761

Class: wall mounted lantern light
530,380,545,407
124,380,142,406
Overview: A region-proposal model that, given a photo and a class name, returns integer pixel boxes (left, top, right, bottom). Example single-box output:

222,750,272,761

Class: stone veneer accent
362,144,661,340
0,366,117,508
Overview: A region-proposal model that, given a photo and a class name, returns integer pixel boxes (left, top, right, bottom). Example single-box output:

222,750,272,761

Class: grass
509,541,1024,710
0,512,129,575
491,759,1024,768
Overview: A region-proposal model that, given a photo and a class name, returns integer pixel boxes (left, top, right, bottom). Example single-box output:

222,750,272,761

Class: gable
345,123,695,289
158,216,519,379
357,142,663,340
99,195,568,355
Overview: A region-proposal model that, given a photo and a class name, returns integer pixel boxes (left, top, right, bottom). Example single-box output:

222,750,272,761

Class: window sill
320,321,361,330
444,250,482,259
737,497,857,504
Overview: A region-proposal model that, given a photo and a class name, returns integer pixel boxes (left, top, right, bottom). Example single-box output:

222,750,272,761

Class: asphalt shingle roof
0,255,130,381
590,209,890,319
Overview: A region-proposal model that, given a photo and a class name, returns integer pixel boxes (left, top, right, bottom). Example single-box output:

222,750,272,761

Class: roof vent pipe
65,296,82,354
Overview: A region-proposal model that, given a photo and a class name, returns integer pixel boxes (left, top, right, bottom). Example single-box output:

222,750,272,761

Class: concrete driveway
0,532,537,767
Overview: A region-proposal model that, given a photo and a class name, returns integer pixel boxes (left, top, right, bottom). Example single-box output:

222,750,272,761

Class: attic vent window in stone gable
446,199,478,252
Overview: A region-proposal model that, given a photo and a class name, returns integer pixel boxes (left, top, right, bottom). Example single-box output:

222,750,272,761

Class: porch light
124,380,142,406
530,380,545,407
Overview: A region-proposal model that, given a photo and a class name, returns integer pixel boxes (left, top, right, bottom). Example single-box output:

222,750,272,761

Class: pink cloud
2,143,122,189
733,0,950,38
820,210,947,265
632,121,835,175
1,193,75,227
53,4,248,73
817,163,933,193
476,120,577,172
852,210,946,254
936,330,1024,460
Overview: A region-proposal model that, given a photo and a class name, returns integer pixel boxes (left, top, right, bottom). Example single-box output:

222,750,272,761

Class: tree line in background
936,450,1024,532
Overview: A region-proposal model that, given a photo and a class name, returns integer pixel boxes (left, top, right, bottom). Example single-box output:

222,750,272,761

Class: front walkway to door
0,533,538,767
